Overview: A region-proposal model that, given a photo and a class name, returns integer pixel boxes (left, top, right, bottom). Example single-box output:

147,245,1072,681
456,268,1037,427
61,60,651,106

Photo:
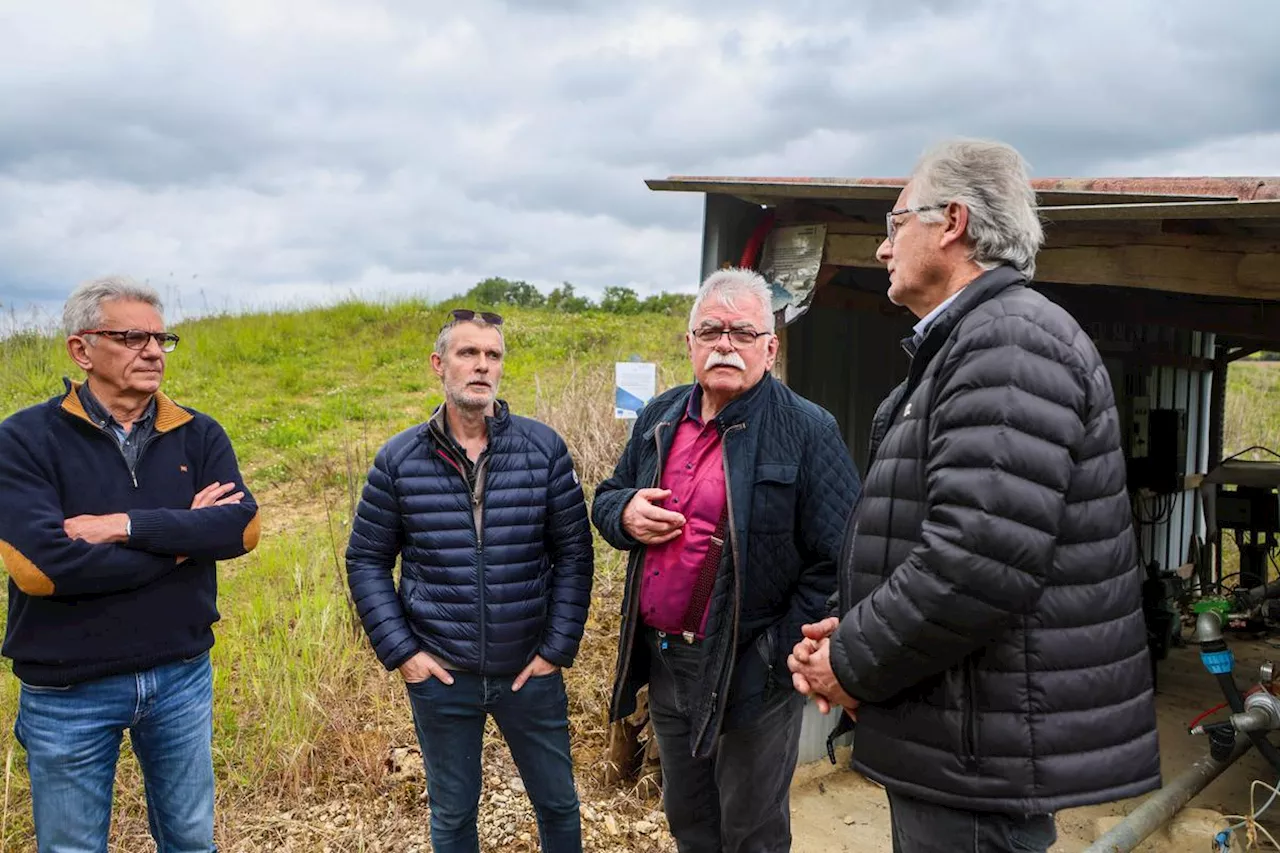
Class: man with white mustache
593,269,861,853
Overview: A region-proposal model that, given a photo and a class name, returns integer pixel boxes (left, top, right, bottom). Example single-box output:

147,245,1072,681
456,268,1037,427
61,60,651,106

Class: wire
1221,815,1280,850
1189,686,1268,731
1190,702,1229,730
1220,778,1280,850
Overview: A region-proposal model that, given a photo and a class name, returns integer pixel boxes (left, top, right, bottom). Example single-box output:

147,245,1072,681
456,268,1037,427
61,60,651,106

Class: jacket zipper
98,419,157,489
694,421,746,754
59,396,166,490
437,443,490,670
961,655,980,770
473,455,489,671
612,420,671,719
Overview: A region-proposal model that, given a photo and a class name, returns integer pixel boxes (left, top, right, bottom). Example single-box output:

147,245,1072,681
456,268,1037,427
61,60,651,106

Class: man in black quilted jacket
594,268,861,853
788,138,1161,852
345,309,593,853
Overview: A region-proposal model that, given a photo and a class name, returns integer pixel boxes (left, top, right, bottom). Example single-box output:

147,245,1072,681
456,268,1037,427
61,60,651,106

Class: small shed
648,174,1280,764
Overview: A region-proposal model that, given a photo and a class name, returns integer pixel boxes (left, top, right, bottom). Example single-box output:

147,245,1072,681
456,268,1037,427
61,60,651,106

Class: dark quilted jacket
594,374,860,758
345,401,593,676
829,265,1160,813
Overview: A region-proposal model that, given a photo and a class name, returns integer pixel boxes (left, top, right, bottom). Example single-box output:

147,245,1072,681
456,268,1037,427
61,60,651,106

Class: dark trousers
888,790,1057,853
406,670,581,853
646,630,804,853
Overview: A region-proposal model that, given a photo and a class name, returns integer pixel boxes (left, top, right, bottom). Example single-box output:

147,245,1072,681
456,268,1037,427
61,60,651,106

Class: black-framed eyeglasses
76,328,180,353
885,203,947,245
690,325,772,347
448,308,504,326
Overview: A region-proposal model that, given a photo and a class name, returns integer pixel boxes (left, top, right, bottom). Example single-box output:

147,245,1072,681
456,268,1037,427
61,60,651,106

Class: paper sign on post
615,362,656,419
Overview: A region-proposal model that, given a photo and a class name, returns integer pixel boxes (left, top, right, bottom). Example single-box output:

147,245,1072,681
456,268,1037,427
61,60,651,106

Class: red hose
738,212,776,270
1188,684,1267,730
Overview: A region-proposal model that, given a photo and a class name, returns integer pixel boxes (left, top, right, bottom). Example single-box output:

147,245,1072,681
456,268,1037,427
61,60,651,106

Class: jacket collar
424,398,511,445
58,377,193,433
900,264,1026,364
654,373,776,435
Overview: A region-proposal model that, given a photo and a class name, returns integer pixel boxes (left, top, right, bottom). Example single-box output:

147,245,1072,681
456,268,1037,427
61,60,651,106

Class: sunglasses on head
448,308,504,326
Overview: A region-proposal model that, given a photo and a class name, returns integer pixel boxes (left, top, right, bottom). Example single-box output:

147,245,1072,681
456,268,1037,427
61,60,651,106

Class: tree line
456,277,695,316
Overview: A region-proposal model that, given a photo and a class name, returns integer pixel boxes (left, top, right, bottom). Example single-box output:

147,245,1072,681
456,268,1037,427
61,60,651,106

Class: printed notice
760,223,827,326
615,362,656,419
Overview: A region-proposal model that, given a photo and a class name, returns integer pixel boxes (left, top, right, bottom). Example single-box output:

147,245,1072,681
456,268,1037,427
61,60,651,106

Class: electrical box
1129,396,1150,460
1128,406,1186,494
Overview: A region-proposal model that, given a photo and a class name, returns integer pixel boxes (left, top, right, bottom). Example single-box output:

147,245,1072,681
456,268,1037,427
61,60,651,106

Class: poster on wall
759,223,827,327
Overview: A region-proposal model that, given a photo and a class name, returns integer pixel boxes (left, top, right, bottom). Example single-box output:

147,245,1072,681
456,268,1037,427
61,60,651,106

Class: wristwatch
125,516,132,539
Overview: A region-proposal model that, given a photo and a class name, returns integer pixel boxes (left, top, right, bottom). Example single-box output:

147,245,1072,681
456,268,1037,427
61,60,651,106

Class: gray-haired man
0,276,260,851
789,139,1160,852
595,269,861,853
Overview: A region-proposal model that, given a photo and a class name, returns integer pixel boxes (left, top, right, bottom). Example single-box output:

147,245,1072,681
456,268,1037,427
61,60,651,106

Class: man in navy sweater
0,276,260,852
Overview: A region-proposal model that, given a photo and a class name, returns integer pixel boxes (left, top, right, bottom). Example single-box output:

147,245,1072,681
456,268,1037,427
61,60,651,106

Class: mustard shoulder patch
242,512,262,552
0,540,55,597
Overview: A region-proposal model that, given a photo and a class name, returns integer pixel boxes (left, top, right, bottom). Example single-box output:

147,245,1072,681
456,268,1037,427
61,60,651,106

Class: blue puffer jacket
345,401,594,676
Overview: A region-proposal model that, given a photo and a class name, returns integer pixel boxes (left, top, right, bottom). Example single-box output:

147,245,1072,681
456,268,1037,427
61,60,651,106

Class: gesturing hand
621,488,686,545
190,481,244,509
399,651,455,686
512,655,559,691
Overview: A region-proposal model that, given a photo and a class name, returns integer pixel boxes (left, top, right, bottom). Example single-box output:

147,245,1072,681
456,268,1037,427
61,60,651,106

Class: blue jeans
14,652,216,853
407,670,581,853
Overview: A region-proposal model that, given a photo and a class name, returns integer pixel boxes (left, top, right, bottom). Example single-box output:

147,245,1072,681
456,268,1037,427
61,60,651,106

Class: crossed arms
0,421,259,598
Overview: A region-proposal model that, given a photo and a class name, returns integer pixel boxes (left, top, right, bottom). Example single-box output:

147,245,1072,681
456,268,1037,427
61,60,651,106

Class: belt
651,628,701,648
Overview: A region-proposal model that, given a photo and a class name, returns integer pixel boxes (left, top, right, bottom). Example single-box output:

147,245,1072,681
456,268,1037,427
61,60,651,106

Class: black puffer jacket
595,375,860,758
829,265,1160,814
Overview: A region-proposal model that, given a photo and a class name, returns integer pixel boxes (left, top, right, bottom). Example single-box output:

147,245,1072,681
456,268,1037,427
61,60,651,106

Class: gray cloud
0,0,1277,322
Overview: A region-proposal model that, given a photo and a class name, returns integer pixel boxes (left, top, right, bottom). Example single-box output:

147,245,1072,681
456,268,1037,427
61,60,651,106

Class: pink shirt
639,391,727,638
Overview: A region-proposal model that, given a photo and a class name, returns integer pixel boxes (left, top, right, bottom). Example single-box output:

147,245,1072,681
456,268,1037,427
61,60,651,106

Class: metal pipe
1195,610,1224,644
1082,736,1251,853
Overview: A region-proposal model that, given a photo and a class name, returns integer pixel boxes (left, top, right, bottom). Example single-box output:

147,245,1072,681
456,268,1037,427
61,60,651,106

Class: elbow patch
242,512,262,552
0,539,55,597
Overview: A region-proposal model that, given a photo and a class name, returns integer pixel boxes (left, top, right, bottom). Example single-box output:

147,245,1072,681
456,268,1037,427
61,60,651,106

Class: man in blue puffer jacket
345,308,593,853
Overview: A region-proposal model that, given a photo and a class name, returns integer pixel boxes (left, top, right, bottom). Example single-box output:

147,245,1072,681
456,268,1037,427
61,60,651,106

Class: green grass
1224,360,1280,460
0,298,693,849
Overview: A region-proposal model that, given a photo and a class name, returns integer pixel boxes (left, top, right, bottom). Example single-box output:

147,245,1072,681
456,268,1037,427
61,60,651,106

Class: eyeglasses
690,325,772,347
448,309,503,326
76,329,180,353
885,203,947,245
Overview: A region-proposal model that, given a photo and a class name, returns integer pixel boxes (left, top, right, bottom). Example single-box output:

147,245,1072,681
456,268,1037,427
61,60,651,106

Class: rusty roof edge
647,176,1280,201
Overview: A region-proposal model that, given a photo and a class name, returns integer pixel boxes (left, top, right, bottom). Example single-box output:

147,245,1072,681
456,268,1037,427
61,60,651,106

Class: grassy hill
0,299,1276,850
0,299,695,850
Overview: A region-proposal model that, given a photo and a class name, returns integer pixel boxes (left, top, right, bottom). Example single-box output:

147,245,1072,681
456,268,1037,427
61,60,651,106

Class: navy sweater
0,380,261,686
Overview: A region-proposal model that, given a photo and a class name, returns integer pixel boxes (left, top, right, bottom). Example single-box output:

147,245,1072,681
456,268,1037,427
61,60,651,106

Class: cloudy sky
1,0,1277,326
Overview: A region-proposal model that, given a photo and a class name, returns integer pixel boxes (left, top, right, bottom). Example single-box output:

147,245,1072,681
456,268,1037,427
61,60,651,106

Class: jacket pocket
752,464,799,534
755,623,781,698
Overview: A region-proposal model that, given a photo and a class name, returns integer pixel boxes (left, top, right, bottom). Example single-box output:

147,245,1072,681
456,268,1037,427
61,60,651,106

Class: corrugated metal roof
646,175,1280,206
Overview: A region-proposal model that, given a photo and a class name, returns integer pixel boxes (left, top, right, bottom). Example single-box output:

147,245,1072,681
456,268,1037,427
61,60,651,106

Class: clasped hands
788,616,859,720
